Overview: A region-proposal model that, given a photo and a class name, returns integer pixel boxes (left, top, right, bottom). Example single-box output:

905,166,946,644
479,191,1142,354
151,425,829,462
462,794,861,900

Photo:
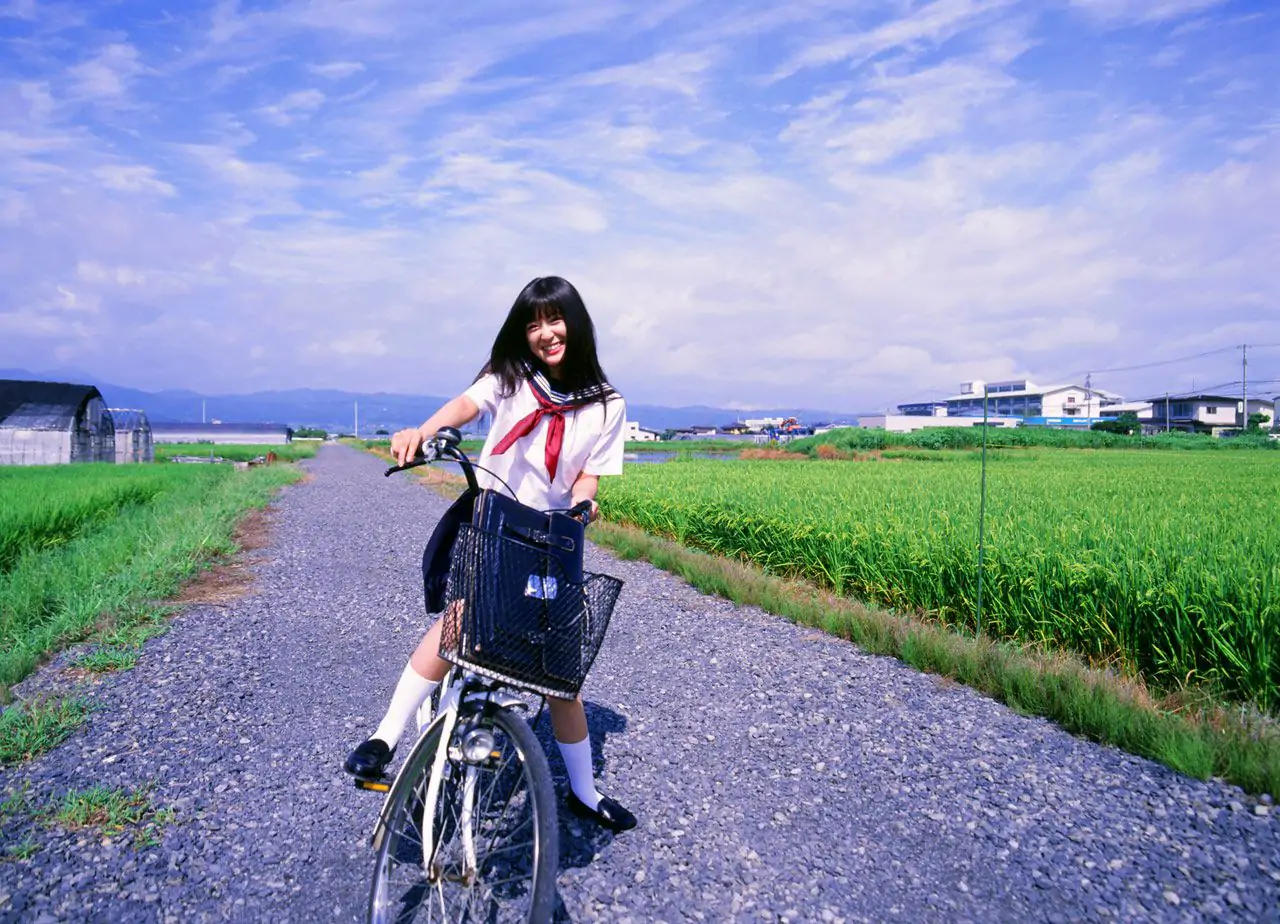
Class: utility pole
1242,343,1248,431
354,400,359,439
1165,393,1170,433
202,399,206,424
1085,372,1092,421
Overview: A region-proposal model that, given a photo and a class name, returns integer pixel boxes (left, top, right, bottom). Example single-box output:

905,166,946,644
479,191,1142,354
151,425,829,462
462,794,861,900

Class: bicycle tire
367,707,558,924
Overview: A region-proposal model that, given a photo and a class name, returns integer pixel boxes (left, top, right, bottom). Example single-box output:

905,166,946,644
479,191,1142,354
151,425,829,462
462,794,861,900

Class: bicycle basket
439,524,623,699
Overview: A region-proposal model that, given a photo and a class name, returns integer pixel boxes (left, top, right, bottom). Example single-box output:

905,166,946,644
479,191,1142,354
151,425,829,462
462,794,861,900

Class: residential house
624,420,660,442
1142,395,1276,435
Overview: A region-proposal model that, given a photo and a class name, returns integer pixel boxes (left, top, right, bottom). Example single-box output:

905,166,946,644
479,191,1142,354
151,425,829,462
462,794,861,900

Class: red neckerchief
490,381,579,481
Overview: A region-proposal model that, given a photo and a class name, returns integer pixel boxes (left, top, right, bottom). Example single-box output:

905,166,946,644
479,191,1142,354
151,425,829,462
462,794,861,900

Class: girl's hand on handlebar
391,427,426,466
568,499,598,525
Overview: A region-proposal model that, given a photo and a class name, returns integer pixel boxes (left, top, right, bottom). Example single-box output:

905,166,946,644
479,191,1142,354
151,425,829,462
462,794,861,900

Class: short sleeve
463,374,503,417
582,396,627,477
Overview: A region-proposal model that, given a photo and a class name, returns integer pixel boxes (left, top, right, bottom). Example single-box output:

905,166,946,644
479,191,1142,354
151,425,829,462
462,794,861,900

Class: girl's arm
390,395,479,465
570,472,600,521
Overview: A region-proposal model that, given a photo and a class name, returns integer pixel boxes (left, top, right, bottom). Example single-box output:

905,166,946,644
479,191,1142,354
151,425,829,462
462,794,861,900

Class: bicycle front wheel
368,707,559,924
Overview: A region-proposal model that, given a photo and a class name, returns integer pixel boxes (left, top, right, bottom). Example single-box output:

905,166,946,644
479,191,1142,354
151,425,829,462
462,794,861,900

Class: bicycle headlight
461,727,497,763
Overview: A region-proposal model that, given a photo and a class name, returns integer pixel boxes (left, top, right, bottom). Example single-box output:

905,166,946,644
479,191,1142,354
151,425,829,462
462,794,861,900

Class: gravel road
2,443,1278,923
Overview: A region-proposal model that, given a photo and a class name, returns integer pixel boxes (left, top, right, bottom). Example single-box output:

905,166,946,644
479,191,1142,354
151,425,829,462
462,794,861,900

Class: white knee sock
372,663,438,748
557,737,602,810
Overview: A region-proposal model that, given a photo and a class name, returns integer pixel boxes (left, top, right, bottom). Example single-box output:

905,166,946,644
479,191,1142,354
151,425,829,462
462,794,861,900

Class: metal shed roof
0,380,104,430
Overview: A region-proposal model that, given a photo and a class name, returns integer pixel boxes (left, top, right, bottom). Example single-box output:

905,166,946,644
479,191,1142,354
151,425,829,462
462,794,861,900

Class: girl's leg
547,695,600,808
547,695,636,831
370,617,450,748
407,615,453,682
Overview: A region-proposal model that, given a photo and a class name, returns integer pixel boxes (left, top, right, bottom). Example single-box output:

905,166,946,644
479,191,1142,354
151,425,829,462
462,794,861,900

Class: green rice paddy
601,450,1280,709
153,442,317,462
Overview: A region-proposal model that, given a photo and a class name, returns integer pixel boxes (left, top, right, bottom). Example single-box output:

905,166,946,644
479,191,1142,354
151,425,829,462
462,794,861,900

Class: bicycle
356,427,623,924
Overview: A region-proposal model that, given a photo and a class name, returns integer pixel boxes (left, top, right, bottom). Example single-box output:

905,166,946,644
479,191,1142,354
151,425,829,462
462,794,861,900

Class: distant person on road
344,275,636,832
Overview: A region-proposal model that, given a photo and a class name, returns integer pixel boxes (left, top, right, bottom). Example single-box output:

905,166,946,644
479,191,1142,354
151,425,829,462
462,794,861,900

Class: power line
1075,345,1239,376
1148,378,1280,399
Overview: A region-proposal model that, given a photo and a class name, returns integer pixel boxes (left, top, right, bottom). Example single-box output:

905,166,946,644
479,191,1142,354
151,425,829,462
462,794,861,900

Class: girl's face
526,313,568,371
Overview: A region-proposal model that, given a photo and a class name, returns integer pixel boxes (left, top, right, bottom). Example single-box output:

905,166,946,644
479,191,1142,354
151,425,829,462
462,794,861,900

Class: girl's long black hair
478,276,612,402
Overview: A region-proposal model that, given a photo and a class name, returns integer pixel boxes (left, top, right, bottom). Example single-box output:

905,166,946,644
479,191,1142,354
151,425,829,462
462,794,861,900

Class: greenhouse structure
107,408,154,463
0,380,117,465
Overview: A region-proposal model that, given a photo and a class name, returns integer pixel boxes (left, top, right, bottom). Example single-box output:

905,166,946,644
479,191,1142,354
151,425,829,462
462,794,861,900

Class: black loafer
566,792,637,832
344,738,395,780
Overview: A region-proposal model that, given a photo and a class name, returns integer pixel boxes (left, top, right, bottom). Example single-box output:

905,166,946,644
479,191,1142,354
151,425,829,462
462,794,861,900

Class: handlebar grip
567,499,593,524
384,447,428,477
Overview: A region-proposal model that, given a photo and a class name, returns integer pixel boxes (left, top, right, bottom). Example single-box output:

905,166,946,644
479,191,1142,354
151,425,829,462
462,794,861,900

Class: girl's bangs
525,298,564,324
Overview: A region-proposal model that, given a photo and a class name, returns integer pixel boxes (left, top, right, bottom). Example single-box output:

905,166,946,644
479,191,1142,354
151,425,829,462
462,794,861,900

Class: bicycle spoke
476,741,533,863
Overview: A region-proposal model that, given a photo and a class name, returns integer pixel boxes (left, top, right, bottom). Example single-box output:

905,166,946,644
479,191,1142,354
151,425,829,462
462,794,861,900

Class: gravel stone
1,444,1278,922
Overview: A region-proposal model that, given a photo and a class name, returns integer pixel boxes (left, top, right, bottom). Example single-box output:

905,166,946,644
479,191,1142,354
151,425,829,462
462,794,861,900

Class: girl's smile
527,316,568,369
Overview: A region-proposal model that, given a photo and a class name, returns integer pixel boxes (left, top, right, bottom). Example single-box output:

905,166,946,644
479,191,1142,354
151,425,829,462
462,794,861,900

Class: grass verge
0,464,302,702
2,778,175,851
589,518,1280,798
43,783,175,847
69,646,140,674
0,698,93,765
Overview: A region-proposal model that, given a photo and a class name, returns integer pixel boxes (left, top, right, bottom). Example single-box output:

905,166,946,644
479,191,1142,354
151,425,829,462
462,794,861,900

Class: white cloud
258,88,326,125
309,60,366,80
179,143,300,195
75,261,148,286
576,50,715,98
776,0,1020,78
18,82,57,121
1068,0,1229,24
1149,45,1185,68
0,0,37,20
820,61,1017,164
309,329,390,358
93,164,177,197
68,43,143,101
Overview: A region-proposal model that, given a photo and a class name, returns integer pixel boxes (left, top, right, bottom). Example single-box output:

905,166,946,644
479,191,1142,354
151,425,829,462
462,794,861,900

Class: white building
943,380,1118,420
1098,401,1154,420
624,420,660,442
860,415,1020,434
150,422,293,444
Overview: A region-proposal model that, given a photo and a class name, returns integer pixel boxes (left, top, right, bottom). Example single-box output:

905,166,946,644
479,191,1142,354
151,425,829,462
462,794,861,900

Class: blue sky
1,0,1276,411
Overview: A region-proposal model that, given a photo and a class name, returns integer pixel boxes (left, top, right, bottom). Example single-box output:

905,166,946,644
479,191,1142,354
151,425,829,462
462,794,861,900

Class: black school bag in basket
440,489,622,698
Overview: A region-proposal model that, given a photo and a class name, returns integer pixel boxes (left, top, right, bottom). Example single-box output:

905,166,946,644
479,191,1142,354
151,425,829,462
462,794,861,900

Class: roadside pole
976,384,989,639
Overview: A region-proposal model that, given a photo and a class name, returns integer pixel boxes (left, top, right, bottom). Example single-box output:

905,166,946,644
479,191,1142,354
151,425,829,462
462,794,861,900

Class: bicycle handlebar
383,426,479,493
385,427,595,524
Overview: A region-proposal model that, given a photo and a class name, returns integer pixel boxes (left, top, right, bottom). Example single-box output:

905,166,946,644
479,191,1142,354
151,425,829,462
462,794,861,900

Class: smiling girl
345,276,636,832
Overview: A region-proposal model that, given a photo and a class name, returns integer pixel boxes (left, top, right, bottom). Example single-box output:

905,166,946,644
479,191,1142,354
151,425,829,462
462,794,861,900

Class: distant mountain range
0,367,866,434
